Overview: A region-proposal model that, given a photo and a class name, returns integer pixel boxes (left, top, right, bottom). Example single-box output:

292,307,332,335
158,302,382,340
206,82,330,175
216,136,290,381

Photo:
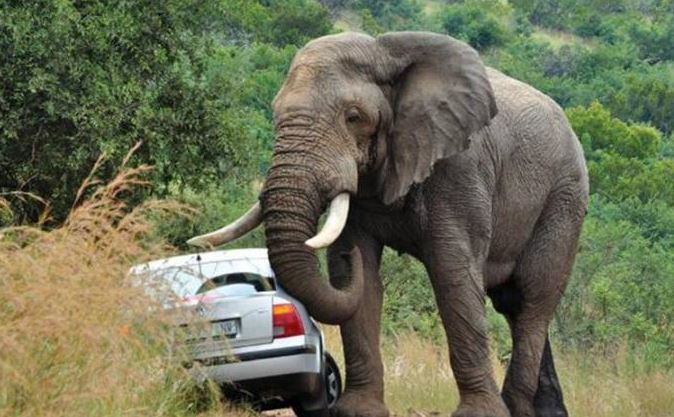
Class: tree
261,0,332,46
0,1,288,224
608,67,674,134
567,101,661,159
440,1,513,50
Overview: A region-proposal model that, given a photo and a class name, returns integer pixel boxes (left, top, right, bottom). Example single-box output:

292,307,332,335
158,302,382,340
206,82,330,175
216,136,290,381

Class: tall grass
324,327,674,417
0,156,237,417
2,153,672,417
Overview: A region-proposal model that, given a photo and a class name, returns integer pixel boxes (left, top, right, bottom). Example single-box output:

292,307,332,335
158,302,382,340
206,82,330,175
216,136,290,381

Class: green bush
151,180,266,250
606,65,674,134
558,199,674,367
566,102,674,205
440,1,513,50
485,38,640,108
568,101,662,159
355,0,424,30
381,249,443,340
0,1,271,223
261,0,333,46
0,1,305,225
590,197,674,249
628,14,674,62
514,0,572,29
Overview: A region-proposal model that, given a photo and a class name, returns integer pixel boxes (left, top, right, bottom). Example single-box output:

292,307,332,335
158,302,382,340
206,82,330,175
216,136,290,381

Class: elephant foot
452,395,510,417
331,390,389,417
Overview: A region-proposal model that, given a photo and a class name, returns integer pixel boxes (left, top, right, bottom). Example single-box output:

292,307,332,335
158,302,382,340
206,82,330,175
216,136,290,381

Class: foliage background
2,0,674,387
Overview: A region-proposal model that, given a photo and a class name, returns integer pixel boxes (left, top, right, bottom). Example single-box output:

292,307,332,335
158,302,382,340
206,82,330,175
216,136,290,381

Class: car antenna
196,249,203,280
194,248,206,310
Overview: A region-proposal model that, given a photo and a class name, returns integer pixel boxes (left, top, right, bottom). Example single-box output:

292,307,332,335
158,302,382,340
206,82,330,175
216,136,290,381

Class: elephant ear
375,32,498,205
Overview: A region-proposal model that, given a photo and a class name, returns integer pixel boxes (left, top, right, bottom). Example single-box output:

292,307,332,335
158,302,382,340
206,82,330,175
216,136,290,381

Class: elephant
188,31,589,417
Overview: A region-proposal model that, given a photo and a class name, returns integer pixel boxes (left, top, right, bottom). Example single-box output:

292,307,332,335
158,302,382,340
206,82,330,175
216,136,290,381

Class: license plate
213,320,237,337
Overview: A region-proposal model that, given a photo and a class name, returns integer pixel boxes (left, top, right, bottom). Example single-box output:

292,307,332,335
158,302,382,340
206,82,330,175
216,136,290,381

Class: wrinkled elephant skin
194,31,588,417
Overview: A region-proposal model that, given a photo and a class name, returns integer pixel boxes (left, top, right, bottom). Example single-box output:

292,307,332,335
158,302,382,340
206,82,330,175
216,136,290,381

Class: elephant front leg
430,261,510,417
328,233,387,417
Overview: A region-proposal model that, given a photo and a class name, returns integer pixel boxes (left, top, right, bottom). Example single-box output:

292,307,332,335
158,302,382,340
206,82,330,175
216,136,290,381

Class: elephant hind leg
491,283,570,417
498,183,586,417
488,281,568,417
490,282,568,417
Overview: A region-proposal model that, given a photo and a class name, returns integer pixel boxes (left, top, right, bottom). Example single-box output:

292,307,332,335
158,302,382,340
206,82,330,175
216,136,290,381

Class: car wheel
324,353,341,408
291,353,342,417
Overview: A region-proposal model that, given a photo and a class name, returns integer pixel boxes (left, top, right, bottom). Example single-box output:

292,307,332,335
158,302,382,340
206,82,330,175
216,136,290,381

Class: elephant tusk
305,193,350,249
187,202,263,248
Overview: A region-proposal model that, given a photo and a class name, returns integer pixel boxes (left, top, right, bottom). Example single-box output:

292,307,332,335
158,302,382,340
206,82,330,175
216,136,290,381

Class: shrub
0,1,270,224
607,65,674,134
558,200,674,367
261,0,333,46
356,0,424,30
381,249,443,339
567,101,662,159
628,14,674,62
519,0,571,29
440,1,513,50
151,179,266,250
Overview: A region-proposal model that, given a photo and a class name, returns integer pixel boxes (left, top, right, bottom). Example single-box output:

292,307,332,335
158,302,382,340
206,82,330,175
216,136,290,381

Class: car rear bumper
189,334,322,384
194,349,318,382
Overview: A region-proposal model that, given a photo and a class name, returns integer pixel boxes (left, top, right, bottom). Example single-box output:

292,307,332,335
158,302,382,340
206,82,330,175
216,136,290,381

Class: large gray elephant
189,32,588,417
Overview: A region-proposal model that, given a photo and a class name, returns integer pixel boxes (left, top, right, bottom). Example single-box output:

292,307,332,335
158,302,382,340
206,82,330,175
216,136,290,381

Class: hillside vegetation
2,1,674,416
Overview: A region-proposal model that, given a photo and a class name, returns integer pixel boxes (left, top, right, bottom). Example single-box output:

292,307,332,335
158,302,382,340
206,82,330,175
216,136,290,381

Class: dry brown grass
324,327,674,417
2,150,671,417
0,154,245,417
559,350,674,417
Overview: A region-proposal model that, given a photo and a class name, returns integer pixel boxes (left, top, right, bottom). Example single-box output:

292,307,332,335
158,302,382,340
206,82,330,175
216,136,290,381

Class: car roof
131,248,270,273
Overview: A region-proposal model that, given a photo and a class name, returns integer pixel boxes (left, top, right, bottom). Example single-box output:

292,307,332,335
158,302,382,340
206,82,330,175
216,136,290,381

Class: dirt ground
262,409,294,417
263,408,444,417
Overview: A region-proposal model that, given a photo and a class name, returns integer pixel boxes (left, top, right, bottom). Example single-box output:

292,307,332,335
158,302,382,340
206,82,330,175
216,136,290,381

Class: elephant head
188,32,497,324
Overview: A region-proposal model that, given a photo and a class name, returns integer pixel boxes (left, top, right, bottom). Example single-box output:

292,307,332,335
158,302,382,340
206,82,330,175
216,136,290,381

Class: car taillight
272,303,304,338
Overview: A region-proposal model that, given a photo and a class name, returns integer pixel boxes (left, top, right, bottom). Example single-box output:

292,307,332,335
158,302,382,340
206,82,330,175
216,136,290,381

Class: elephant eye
345,107,363,124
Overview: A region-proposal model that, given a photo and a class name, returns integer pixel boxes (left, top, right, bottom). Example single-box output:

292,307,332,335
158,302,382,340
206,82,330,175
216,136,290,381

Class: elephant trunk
260,155,363,325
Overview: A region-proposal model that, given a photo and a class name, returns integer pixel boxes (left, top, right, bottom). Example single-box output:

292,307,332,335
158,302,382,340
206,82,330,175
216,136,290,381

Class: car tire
292,353,342,417
324,353,342,408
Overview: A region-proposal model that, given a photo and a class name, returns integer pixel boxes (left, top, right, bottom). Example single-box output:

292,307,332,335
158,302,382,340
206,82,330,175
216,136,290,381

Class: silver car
131,248,341,416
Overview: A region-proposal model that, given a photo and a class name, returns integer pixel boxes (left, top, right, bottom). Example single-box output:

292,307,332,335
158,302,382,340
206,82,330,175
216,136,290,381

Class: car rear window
196,272,275,294
134,256,276,300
